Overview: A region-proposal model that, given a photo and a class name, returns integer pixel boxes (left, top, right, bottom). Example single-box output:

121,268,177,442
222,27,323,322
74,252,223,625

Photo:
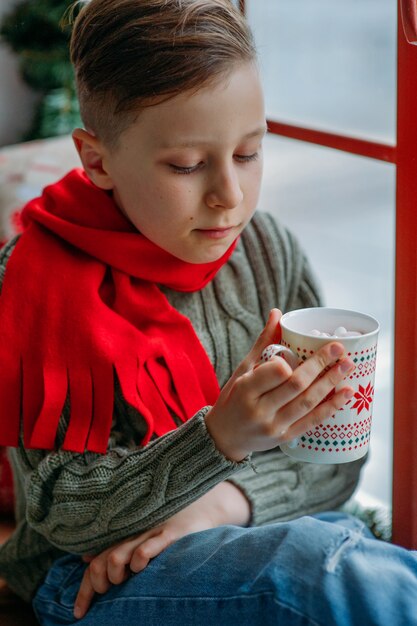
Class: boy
0,1,416,624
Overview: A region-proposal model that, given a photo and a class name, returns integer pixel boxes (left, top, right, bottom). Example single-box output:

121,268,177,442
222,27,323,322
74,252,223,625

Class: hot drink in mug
261,307,379,464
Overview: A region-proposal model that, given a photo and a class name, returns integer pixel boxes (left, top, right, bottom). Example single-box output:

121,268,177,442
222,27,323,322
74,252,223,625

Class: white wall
0,0,39,147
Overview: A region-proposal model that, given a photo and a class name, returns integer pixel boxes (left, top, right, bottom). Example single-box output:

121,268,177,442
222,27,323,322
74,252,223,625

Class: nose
205,163,243,210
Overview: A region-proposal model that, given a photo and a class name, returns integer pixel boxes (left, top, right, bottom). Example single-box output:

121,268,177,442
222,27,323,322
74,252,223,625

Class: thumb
245,308,282,368
254,308,282,354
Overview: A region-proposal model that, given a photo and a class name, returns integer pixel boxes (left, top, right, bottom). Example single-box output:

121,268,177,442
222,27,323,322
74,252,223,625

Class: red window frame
243,0,417,548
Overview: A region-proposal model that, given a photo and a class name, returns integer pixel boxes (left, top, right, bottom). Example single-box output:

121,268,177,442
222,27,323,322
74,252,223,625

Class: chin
197,248,231,265
177,249,225,265
173,237,236,265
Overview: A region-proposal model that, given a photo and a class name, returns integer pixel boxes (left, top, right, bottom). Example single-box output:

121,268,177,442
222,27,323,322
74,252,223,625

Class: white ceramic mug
261,307,379,464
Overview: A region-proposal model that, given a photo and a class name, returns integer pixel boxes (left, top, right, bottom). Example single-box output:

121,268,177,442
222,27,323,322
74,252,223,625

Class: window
246,0,417,548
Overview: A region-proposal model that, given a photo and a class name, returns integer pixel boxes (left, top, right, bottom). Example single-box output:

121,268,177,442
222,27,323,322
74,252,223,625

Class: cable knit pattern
0,211,364,601
0,235,18,288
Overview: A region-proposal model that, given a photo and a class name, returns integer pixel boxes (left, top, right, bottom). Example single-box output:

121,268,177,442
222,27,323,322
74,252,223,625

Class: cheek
133,184,195,240
154,175,191,201
155,179,197,213
244,167,263,205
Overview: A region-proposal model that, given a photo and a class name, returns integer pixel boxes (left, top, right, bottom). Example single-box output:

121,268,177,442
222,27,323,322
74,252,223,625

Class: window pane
248,0,397,142
260,133,395,505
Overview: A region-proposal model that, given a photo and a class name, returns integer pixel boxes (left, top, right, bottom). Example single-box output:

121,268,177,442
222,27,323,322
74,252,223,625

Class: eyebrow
160,126,268,149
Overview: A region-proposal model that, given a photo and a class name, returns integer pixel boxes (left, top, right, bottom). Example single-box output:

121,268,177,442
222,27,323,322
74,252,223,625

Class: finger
88,552,114,594
245,356,293,398
249,308,282,362
290,342,346,385
130,531,172,573
73,567,96,620
268,342,346,409
82,554,94,563
272,357,355,432
295,342,347,381
106,540,145,585
280,386,354,441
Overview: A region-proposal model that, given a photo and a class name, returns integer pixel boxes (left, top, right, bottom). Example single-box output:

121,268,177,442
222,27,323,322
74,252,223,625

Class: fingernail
268,309,274,322
330,343,344,358
344,388,354,399
74,606,82,619
339,359,354,373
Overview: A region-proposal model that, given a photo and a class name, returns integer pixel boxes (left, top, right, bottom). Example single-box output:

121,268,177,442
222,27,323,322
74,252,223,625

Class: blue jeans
33,512,417,626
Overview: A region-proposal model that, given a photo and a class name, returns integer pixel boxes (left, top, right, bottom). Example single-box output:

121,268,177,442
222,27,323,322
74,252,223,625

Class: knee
270,515,363,570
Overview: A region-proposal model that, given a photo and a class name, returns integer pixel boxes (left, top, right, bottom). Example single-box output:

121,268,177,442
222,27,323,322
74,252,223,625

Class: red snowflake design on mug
352,382,374,415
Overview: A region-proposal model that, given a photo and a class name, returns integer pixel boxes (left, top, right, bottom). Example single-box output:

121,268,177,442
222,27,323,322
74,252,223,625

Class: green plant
0,0,82,140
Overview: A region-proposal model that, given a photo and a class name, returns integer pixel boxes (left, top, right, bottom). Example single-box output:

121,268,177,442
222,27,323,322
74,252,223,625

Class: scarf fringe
147,356,188,416
114,356,152,447
0,353,188,453
0,351,212,454
0,356,116,454
84,363,115,453
140,361,180,437
29,365,68,449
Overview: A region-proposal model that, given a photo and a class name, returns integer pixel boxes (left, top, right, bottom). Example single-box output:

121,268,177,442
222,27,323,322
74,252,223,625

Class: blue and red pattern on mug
261,307,379,464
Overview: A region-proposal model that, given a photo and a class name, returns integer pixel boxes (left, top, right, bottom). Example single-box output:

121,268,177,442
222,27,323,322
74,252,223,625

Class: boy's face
88,62,266,264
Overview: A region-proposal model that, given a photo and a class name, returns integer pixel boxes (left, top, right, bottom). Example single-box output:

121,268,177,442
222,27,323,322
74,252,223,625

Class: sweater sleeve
11,408,249,554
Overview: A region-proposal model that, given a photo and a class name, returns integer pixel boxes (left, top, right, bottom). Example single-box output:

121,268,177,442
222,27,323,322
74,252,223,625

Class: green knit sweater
0,211,365,602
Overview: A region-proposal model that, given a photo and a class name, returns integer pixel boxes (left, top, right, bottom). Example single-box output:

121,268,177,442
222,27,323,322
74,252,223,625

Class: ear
72,128,114,190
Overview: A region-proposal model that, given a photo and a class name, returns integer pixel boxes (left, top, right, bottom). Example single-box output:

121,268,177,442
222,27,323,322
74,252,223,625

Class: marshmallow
308,329,332,338
332,326,361,337
308,326,362,338
334,326,348,336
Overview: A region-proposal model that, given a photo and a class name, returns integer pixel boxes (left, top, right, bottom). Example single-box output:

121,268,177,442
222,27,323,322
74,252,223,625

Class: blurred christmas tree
0,0,82,141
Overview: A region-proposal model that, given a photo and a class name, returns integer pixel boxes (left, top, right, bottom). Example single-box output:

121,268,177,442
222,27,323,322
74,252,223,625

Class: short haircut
70,0,257,148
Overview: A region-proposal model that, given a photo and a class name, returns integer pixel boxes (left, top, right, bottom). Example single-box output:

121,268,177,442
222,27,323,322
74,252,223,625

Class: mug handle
260,344,300,370
260,344,300,449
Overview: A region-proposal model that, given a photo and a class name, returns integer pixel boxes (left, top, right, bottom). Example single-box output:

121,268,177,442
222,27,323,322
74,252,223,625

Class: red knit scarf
0,169,237,453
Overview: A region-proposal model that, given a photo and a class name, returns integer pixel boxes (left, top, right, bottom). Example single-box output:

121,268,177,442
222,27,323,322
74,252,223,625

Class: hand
73,482,250,619
204,308,355,461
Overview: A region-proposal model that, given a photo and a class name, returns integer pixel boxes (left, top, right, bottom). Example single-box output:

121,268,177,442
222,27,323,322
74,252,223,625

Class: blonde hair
70,0,256,148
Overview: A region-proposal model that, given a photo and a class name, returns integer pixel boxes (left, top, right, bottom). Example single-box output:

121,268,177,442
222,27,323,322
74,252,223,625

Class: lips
196,226,236,239
199,225,235,231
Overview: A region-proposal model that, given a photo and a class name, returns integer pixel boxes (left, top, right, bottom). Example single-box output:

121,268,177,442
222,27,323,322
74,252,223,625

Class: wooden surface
392,0,417,549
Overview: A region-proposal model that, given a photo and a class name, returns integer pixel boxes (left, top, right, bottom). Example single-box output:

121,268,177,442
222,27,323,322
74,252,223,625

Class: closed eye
234,152,259,163
169,162,203,175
